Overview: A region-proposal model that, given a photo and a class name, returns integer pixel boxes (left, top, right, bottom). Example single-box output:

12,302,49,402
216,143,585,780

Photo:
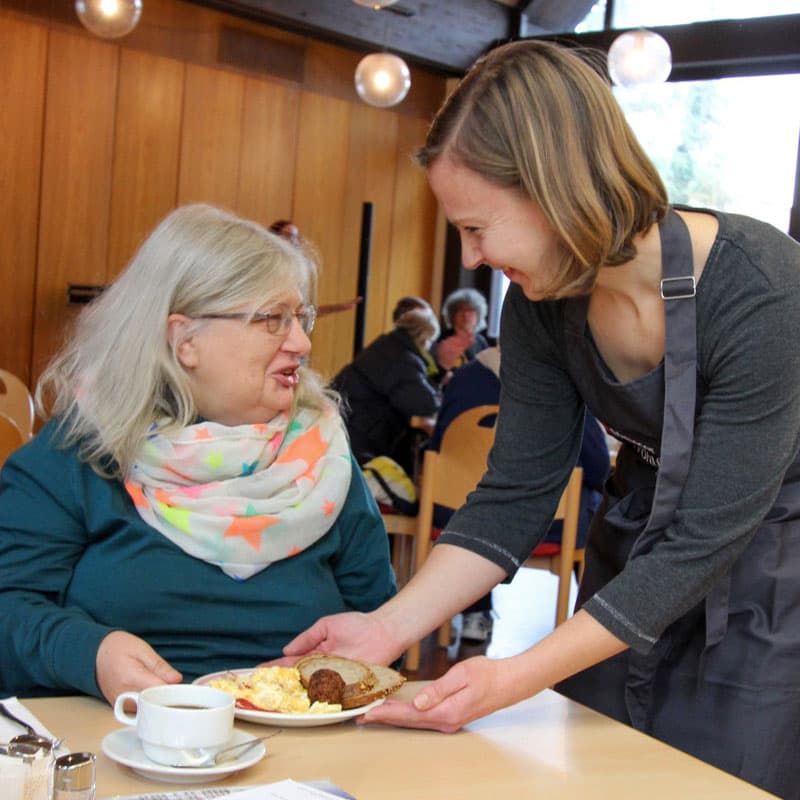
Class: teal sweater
0,421,396,698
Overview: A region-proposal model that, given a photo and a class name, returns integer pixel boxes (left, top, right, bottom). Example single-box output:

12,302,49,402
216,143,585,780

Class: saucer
101,727,266,784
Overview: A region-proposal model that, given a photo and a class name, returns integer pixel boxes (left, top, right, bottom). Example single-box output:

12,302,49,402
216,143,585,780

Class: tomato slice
235,697,280,712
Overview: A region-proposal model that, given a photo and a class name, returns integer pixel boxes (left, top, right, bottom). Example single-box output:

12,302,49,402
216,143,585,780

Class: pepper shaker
52,752,96,800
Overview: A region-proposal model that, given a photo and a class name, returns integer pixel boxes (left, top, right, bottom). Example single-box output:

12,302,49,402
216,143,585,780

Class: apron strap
630,209,697,554
625,208,699,731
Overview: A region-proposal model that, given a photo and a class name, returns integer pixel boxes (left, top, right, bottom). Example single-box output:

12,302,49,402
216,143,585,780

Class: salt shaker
53,752,96,800
7,738,52,800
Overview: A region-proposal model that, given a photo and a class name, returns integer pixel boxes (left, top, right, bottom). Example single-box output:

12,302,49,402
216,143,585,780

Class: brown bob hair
417,40,668,297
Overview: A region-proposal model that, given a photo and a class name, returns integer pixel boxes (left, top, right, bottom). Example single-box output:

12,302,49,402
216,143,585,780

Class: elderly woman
0,204,395,703
433,288,490,377
333,304,441,476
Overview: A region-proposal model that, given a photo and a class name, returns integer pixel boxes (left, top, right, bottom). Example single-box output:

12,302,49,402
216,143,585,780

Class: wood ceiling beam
185,0,517,75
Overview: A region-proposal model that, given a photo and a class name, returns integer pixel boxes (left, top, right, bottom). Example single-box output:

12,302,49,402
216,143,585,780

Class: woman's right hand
96,630,182,705
282,611,401,666
435,333,475,370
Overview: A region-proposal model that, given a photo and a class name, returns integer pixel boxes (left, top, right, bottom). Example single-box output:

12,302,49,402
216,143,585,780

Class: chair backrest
0,412,26,468
524,466,584,627
415,404,499,558
0,369,34,439
432,404,497,504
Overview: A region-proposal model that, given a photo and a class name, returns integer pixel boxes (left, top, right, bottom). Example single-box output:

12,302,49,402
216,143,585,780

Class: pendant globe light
75,0,143,39
351,0,411,108
607,29,672,88
355,52,411,108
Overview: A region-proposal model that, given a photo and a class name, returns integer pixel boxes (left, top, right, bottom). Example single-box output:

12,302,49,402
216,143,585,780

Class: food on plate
208,666,342,714
296,655,406,710
295,654,376,693
306,668,346,705
208,656,406,714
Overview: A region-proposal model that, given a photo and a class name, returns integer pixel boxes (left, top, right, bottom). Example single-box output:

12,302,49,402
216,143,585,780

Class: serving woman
284,41,800,798
0,204,395,704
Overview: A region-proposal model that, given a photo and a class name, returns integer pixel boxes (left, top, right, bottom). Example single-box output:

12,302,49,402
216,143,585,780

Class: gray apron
556,209,800,799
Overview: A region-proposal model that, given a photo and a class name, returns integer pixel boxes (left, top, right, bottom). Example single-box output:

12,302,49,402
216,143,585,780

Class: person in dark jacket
333,305,441,475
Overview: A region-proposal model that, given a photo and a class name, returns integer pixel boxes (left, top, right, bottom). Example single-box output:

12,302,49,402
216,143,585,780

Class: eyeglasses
195,305,317,336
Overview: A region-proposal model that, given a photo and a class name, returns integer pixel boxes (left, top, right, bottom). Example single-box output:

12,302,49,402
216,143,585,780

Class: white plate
101,727,266,784
194,668,385,727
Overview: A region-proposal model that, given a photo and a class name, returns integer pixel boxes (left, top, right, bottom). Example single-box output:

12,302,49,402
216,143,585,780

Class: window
615,74,800,231
612,0,800,28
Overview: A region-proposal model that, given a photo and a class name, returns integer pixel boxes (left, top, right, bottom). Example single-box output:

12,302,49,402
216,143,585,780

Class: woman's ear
167,313,199,368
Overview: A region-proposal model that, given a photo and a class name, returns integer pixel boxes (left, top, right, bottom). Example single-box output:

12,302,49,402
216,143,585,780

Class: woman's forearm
501,609,628,703
372,544,507,656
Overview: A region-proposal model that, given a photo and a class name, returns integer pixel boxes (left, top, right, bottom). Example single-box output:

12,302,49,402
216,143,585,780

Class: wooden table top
25,684,774,799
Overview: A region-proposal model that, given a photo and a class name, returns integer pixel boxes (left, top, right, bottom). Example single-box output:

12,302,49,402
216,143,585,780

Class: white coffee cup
113,684,235,767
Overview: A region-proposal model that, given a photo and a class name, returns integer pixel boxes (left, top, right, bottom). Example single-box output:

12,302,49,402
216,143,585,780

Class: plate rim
101,726,266,777
193,667,385,724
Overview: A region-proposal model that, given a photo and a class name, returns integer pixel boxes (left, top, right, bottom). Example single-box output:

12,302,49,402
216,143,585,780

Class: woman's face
427,155,563,301
452,305,479,335
172,289,312,427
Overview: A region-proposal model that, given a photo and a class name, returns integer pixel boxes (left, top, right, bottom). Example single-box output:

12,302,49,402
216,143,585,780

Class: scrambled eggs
209,667,342,714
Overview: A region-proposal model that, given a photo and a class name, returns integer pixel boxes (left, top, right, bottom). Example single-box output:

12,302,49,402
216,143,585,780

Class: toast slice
295,654,376,693
340,663,406,709
295,655,405,709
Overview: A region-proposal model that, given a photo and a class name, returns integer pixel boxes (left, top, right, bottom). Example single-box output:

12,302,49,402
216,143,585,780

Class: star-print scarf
125,407,352,580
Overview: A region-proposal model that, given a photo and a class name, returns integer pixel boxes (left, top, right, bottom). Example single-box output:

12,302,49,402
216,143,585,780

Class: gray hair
442,288,488,330
395,307,440,350
36,204,334,478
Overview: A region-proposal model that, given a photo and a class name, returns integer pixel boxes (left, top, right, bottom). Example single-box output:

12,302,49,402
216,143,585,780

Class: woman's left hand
96,630,183,704
357,655,527,732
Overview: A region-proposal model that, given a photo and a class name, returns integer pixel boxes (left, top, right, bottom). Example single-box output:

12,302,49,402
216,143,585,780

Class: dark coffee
162,704,210,710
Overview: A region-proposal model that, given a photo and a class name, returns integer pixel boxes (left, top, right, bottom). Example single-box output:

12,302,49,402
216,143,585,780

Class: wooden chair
0,368,34,439
404,404,499,670
383,509,418,588
523,467,584,628
428,466,586,661
0,412,26,468
382,413,449,587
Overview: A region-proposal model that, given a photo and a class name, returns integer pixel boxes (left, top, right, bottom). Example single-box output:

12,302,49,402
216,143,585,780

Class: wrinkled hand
96,630,182,705
435,333,475,370
358,656,523,732
282,611,400,666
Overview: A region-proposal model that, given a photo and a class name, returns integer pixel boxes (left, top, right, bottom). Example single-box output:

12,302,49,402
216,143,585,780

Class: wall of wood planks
0,0,446,390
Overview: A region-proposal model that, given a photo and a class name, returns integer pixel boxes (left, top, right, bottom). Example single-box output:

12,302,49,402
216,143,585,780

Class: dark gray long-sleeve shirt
438,210,800,651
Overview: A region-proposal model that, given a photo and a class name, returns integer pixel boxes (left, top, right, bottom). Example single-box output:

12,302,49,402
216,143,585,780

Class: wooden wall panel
0,16,47,384
107,48,184,278
0,0,443,396
236,77,300,227
386,116,440,328
33,30,118,381
177,63,244,208
292,91,352,380
342,104,400,353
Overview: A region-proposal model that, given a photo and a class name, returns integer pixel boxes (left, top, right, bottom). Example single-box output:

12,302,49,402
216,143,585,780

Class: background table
26,684,775,798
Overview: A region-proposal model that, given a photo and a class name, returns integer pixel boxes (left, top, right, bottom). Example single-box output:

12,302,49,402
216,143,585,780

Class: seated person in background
270,218,361,316
433,288,490,379
430,347,610,641
0,204,396,704
390,296,441,384
333,304,441,476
